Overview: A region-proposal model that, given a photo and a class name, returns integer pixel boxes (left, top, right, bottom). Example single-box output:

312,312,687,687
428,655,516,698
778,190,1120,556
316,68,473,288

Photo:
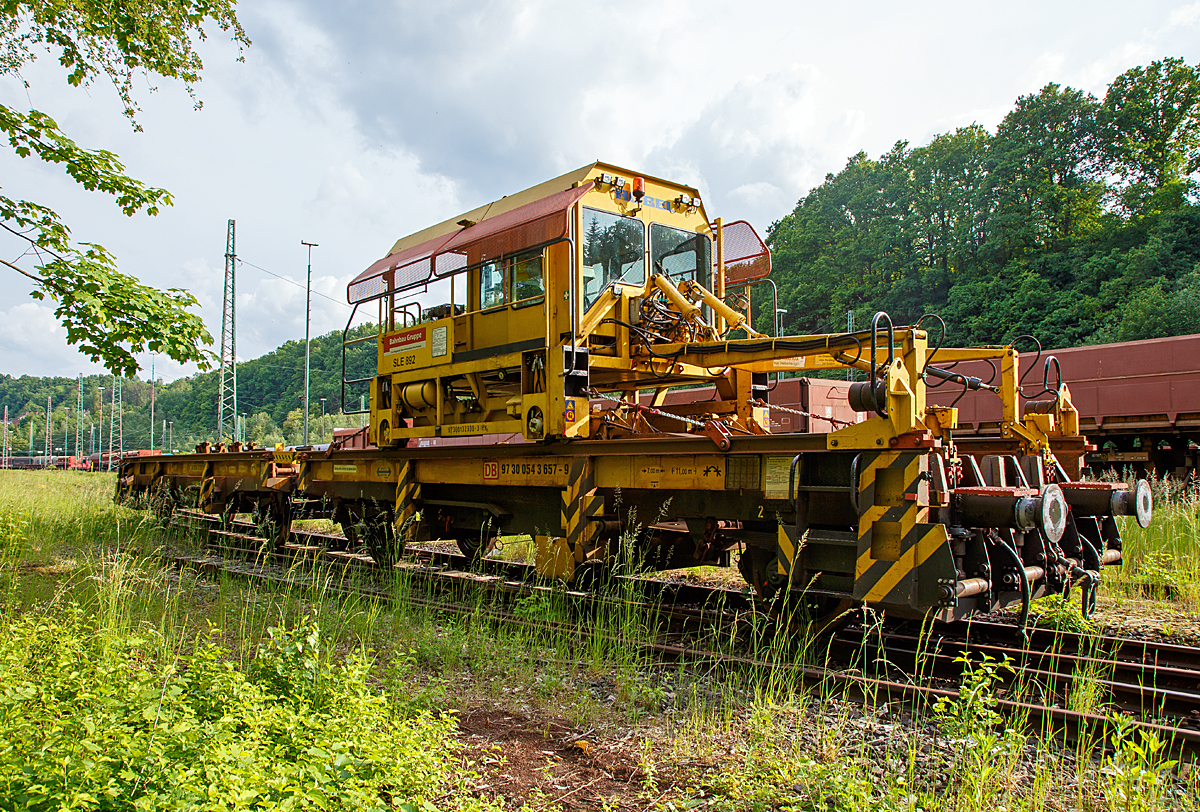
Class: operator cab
342,163,770,447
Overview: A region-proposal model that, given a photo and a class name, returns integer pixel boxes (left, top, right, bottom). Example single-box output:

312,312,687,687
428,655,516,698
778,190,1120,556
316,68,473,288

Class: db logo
483,460,499,481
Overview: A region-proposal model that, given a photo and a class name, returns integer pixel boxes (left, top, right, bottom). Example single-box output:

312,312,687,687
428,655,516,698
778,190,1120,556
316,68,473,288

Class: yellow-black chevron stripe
562,457,601,553
855,451,933,604
394,458,422,529
855,523,948,604
198,462,216,509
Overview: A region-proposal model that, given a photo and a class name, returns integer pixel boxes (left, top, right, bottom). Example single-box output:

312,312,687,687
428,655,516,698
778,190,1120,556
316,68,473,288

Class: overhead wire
236,258,353,309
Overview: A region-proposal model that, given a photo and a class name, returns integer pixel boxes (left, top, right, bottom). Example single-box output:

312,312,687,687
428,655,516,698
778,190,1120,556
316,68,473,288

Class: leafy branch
3,0,248,126
1,106,173,218
0,1,248,376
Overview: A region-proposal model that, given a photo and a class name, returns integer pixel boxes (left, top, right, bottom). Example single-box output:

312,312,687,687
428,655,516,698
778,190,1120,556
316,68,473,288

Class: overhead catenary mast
117,379,123,460
108,378,116,471
217,220,237,443
301,239,318,446
75,374,84,457
44,396,50,459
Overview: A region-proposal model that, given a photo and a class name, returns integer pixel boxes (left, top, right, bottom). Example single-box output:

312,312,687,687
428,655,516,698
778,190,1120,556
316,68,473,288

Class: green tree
0,1,249,376
769,60,1200,351
281,408,305,446
990,83,1105,253
1101,57,1200,213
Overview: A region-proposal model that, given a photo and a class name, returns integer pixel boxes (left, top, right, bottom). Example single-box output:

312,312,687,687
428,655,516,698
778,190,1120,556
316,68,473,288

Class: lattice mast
117,379,123,459
108,379,117,471
218,219,237,442
43,396,50,457
75,374,84,457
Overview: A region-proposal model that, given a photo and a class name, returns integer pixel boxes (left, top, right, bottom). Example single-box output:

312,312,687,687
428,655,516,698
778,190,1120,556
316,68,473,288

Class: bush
0,607,494,811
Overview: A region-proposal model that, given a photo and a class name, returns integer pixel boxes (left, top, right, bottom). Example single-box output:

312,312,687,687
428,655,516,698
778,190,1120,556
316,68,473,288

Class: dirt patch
1095,594,1200,644
456,707,672,810
17,558,81,576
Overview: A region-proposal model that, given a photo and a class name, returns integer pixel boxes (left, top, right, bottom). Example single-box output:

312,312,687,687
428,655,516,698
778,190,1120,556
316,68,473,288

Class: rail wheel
573,558,612,589
148,484,177,527
115,475,136,506
738,545,787,603
798,596,856,636
218,500,238,532
455,532,497,569
738,545,855,635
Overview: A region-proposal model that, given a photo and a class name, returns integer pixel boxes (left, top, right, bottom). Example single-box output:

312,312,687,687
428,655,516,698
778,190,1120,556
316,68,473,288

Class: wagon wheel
737,546,855,636
148,483,177,527
115,475,136,506
798,596,857,637
455,531,497,569
738,545,788,603
573,558,613,590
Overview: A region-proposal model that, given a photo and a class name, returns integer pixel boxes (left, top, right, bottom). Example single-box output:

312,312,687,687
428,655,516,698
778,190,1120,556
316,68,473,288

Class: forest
2,58,1197,455
766,57,1200,347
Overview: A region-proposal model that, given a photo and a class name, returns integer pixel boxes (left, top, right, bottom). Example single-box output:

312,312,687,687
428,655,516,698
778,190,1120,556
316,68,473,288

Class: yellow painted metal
406,454,728,491
934,345,1082,460
365,163,727,443
678,278,765,338
534,535,576,580
923,406,959,439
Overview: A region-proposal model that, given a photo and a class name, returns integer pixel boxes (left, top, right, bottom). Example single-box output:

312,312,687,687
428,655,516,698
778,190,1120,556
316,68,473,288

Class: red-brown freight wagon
928,334,1200,479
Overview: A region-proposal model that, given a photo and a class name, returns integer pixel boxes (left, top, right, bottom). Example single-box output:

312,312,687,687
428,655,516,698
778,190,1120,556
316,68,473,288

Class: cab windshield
651,223,712,290
582,207,644,308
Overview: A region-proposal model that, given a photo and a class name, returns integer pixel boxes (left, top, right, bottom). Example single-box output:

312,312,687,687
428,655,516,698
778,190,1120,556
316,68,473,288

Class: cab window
479,250,543,311
651,223,712,290
582,207,644,308
480,260,507,309
512,253,544,306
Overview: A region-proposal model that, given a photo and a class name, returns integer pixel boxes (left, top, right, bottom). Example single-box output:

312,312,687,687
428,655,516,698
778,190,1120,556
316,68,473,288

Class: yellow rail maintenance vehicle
119,162,1153,627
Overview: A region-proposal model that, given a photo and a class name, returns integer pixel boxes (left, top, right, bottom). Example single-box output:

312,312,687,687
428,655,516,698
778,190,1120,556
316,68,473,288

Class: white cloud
2,0,1199,383
1168,2,1200,27
0,302,108,378
1020,52,1069,94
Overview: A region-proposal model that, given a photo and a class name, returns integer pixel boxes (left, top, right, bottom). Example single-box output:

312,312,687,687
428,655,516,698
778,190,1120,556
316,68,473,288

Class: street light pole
149,355,155,451
301,240,318,446
319,398,326,443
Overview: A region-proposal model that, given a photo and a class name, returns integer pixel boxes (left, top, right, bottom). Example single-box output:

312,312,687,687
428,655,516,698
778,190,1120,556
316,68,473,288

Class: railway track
161,510,1200,758
834,620,1200,727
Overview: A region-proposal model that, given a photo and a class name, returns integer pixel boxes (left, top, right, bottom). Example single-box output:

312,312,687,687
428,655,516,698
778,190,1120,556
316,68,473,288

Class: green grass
1108,491,1200,610
1,469,1198,811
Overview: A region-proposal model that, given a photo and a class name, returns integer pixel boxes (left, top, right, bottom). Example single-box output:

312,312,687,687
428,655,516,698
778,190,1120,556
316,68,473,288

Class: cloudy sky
2,0,1199,382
